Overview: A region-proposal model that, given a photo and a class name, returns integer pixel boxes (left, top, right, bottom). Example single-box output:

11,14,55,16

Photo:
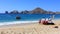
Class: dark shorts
47,23,55,25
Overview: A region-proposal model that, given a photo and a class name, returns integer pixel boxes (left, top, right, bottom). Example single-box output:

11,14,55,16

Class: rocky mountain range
5,7,60,14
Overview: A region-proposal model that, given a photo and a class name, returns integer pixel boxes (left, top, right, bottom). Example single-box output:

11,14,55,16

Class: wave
0,20,39,26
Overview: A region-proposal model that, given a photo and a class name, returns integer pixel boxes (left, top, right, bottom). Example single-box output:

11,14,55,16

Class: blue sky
0,0,60,13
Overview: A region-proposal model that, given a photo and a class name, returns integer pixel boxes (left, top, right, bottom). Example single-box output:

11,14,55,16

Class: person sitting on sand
47,17,55,25
39,17,45,24
39,16,55,25
45,18,49,24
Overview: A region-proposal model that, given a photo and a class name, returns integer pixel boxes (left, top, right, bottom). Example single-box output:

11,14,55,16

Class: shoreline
0,20,38,26
0,19,60,26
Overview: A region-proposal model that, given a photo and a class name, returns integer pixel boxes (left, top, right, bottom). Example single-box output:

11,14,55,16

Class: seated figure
47,17,55,25
39,17,46,24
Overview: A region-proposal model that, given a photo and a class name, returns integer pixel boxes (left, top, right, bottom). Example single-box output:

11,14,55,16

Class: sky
0,0,60,13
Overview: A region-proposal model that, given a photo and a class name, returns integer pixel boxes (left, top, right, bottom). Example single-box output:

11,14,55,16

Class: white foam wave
0,21,39,26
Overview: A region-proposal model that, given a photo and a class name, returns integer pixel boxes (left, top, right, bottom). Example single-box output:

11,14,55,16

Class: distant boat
16,16,21,20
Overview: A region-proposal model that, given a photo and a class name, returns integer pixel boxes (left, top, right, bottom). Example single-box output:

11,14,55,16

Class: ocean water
0,13,60,22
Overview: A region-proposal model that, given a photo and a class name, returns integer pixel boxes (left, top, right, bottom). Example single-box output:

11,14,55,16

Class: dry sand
0,20,60,34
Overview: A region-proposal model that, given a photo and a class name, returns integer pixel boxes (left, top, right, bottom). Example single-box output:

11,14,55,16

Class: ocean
0,14,60,22
0,13,60,25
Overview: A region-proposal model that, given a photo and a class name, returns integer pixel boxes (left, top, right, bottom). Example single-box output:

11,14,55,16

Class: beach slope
0,20,60,34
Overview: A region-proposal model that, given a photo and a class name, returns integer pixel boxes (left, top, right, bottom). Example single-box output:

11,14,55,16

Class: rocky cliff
5,7,60,14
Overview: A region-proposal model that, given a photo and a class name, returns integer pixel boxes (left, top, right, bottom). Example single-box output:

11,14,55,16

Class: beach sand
0,20,60,34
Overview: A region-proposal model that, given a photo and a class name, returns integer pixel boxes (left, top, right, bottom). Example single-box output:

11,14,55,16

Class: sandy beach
0,20,60,34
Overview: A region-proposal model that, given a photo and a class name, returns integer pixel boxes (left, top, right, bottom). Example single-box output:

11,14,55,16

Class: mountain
6,7,60,14
10,10,19,14
20,10,30,14
30,7,48,14
20,7,56,14
55,12,60,14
